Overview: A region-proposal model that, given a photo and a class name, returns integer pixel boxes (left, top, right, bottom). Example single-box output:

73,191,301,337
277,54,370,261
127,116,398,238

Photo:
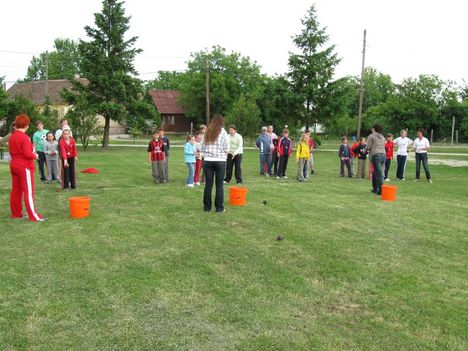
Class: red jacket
59,138,77,160
350,141,360,158
148,139,166,161
385,141,394,159
8,130,36,170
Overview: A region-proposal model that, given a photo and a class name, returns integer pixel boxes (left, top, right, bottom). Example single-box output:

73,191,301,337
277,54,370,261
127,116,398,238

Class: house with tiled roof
149,90,191,133
7,79,126,135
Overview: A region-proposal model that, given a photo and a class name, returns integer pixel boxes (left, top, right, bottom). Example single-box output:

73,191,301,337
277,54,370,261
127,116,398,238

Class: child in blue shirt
184,135,196,187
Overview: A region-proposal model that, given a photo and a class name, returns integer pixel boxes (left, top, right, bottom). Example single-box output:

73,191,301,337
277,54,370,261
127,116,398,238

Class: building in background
6,79,126,135
149,90,191,133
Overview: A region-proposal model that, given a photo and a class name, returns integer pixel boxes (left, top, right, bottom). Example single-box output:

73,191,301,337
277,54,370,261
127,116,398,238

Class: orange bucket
69,196,91,219
381,185,397,201
229,186,248,206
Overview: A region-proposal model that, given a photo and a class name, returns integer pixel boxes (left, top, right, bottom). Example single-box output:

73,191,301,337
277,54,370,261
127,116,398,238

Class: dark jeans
225,154,242,184
62,157,76,189
384,159,392,179
259,153,271,175
396,155,407,180
269,152,278,175
278,155,289,177
371,153,386,194
415,153,431,180
203,161,226,212
37,151,47,181
340,158,353,177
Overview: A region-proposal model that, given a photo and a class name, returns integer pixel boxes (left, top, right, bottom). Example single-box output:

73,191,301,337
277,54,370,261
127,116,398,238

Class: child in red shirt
384,133,394,181
147,131,166,183
59,129,78,189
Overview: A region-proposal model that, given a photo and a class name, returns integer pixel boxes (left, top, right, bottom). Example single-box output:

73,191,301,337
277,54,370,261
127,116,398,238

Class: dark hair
341,136,347,141
204,115,224,144
229,125,237,131
157,127,164,132
373,124,382,133
35,120,43,126
417,128,424,134
59,118,67,124
46,131,55,140
387,133,393,138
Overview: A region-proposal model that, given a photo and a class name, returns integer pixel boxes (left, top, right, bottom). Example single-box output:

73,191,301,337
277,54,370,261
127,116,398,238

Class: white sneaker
187,184,195,188
428,179,433,184
384,178,391,182
276,176,280,179
283,176,288,179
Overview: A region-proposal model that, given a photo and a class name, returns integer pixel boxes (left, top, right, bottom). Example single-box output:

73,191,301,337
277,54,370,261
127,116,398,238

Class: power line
0,49,40,55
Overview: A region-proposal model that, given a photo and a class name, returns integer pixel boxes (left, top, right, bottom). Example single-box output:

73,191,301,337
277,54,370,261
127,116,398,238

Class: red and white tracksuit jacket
8,130,43,221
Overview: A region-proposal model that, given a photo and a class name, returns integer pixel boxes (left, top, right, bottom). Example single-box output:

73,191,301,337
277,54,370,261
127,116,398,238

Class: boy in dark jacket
352,137,368,179
338,137,353,178
276,129,293,178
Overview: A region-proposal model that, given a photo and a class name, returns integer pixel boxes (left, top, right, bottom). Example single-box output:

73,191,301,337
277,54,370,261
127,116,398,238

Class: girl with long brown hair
201,115,229,212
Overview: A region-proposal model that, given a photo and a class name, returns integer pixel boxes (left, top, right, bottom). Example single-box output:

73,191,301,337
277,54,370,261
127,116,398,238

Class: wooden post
45,50,49,99
356,29,367,140
205,58,210,125
451,116,455,146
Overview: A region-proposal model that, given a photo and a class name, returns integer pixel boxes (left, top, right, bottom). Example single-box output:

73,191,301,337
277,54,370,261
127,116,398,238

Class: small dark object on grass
276,235,284,241
263,200,267,205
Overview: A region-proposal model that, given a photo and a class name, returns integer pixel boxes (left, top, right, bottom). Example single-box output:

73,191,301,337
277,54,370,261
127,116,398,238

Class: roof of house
6,78,89,105
149,90,186,115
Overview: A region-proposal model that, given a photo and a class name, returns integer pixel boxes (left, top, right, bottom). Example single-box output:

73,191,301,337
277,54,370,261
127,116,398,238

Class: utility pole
451,116,455,145
45,50,49,100
205,58,210,125
356,29,367,140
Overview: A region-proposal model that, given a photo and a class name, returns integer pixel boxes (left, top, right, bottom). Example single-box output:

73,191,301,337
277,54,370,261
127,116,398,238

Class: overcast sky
1,0,467,88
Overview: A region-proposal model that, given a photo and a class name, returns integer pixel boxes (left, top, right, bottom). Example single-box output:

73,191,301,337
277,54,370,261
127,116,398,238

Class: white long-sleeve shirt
394,136,413,156
414,137,430,154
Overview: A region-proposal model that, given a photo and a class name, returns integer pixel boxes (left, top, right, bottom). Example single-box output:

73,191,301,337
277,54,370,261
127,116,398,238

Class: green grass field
0,148,467,350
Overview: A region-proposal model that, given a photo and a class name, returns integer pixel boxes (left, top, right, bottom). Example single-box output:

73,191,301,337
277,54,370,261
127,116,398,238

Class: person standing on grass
194,131,204,186
198,124,207,184
9,114,44,221
365,124,386,195
147,131,166,184
296,133,310,182
43,132,60,183
224,125,243,185
338,137,353,178
32,120,49,182
255,127,272,176
350,136,360,177
414,128,432,183
352,137,368,179
201,115,229,213
54,118,72,142
384,133,394,181
59,129,78,190
393,130,413,180
267,125,278,176
277,129,293,179
158,128,170,182
184,135,196,187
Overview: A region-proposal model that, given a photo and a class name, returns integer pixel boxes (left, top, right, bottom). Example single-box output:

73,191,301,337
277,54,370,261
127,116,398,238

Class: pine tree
288,5,340,129
69,0,152,148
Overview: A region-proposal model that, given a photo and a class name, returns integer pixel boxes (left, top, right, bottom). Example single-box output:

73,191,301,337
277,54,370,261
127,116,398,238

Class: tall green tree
23,38,81,81
65,0,156,148
288,5,340,128
225,94,261,139
179,46,264,126
145,71,184,91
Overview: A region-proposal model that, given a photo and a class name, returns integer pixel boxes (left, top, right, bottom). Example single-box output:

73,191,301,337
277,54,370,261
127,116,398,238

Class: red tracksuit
8,130,44,221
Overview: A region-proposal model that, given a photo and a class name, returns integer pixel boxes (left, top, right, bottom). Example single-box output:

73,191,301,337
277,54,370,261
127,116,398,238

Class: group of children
0,118,79,190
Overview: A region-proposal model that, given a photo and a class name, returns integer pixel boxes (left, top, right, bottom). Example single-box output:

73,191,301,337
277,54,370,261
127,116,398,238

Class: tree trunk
102,115,110,149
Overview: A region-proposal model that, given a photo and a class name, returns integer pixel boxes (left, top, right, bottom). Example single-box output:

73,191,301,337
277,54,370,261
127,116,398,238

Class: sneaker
187,184,195,188
223,181,228,184
283,176,288,179
401,178,405,181
276,176,280,179
265,173,269,177
414,179,419,182
195,182,201,186
428,179,433,183
384,178,391,182
236,183,242,185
